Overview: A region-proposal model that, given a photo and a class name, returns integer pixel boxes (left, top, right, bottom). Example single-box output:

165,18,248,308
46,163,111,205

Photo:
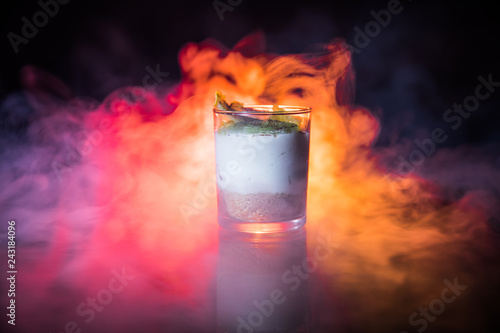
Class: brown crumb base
219,190,305,222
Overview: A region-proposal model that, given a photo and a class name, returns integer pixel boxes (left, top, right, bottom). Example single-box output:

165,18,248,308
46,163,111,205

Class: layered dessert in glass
213,92,310,232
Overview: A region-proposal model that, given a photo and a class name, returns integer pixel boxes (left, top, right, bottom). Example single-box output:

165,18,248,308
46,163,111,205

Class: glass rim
213,104,311,115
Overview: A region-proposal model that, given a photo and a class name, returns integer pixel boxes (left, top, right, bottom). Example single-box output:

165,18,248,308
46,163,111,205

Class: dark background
1,0,499,148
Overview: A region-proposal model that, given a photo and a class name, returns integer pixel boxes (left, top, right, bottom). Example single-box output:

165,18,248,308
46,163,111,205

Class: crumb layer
218,190,305,222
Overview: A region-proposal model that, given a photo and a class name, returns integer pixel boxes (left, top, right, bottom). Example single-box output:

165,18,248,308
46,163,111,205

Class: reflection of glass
217,228,309,333
214,106,311,233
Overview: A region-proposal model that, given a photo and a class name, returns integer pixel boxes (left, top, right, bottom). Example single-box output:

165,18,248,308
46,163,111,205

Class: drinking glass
214,105,311,232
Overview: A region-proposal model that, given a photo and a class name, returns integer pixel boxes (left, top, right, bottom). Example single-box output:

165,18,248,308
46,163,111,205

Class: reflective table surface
3,214,499,333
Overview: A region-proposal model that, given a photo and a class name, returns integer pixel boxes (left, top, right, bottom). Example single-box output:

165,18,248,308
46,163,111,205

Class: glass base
218,214,306,233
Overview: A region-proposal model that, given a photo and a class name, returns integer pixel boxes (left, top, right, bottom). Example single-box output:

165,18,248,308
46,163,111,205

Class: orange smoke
81,33,496,328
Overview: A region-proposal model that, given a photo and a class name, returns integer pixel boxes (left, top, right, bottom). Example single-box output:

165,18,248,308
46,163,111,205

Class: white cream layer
215,131,309,194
